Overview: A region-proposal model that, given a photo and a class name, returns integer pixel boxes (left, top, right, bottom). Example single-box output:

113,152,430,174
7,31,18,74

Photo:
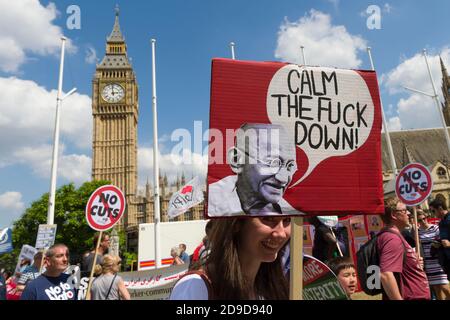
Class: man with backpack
377,197,430,300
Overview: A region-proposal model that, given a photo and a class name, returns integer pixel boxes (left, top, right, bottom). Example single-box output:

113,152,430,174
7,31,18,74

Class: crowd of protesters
0,232,131,301
2,196,450,300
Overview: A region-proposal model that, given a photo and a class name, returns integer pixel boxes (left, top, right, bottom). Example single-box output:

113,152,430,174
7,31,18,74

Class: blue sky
1,0,450,227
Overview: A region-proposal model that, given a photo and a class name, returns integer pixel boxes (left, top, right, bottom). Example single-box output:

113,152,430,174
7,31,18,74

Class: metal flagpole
230,42,236,60
423,49,450,155
151,39,162,269
367,47,398,176
300,46,307,65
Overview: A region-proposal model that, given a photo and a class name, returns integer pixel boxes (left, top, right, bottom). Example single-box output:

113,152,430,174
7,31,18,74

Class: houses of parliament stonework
93,10,450,251
91,11,203,250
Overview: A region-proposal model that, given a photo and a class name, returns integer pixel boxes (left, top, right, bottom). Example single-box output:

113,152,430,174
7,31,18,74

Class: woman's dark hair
429,198,447,211
204,218,289,300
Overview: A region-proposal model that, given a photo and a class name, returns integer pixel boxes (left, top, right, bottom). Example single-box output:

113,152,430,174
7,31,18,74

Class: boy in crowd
328,257,357,298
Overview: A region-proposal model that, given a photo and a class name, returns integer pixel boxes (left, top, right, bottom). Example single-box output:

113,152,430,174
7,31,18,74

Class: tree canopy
0,180,128,271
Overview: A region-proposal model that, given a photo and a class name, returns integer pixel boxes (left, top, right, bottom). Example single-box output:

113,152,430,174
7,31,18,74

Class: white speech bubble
267,65,375,186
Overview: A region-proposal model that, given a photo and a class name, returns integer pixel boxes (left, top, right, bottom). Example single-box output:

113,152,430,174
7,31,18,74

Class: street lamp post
46,36,77,225
402,49,450,157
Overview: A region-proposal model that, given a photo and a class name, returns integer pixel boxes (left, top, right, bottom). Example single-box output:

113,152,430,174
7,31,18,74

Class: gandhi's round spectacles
236,148,297,175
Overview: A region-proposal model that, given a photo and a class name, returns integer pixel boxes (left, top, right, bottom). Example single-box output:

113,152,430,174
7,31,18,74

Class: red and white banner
206,59,384,217
168,176,204,219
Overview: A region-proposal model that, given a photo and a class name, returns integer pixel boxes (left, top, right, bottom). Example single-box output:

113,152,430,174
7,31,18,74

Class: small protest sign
0,227,13,254
15,245,37,274
302,255,348,300
207,59,383,218
395,163,433,206
350,215,367,239
85,185,126,231
367,215,383,234
168,176,204,219
317,216,338,228
35,224,57,249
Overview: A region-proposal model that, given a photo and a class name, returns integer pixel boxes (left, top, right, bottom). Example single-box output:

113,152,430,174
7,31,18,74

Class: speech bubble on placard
267,65,375,186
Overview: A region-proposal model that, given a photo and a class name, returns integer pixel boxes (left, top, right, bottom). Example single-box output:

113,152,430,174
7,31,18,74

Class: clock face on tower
102,83,125,103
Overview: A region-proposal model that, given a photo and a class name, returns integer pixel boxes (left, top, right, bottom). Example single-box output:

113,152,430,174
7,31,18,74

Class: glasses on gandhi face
236,148,297,175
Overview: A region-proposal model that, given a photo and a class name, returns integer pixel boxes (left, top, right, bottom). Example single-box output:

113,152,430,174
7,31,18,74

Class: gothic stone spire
107,5,125,43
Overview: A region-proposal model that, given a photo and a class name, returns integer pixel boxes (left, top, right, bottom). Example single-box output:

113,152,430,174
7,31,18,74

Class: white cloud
0,192,25,212
12,144,52,174
397,94,440,129
85,45,98,64
0,0,75,73
138,146,207,191
387,116,402,131
11,144,91,185
58,154,91,184
0,191,25,226
382,48,450,129
0,37,26,73
275,10,367,68
0,77,92,182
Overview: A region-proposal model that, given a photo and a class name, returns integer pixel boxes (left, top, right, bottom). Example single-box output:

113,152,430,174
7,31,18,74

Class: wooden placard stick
85,231,103,300
289,216,304,300
39,249,47,274
412,207,421,258
330,227,343,257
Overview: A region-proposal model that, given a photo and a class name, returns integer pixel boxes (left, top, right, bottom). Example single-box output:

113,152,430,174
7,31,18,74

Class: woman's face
239,216,291,263
337,267,357,296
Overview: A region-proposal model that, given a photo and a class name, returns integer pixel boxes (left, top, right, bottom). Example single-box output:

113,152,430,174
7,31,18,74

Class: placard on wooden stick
84,185,126,300
395,163,433,257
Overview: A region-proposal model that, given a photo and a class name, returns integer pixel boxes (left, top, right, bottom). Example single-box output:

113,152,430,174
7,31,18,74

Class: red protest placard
206,59,384,217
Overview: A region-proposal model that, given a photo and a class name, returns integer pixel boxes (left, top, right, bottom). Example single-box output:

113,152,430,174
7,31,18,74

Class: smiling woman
170,216,291,300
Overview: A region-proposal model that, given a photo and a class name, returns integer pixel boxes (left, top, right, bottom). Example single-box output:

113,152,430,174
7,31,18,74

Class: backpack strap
178,270,214,300
378,228,408,266
105,274,117,300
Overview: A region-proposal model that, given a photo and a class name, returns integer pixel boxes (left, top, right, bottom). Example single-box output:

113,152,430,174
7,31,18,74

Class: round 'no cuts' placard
85,185,126,231
395,163,433,206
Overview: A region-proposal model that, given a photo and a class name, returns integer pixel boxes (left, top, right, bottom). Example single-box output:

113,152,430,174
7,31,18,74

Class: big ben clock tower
92,7,138,229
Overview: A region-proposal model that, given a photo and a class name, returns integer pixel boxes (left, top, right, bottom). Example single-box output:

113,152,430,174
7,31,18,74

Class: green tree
0,180,111,271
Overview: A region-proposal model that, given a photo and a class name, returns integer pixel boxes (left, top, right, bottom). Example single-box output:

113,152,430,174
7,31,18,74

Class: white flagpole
367,47,398,176
47,37,66,225
423,49,450,155
230,42,236,60
300,46,307,65
151,39,162,269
